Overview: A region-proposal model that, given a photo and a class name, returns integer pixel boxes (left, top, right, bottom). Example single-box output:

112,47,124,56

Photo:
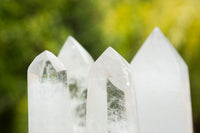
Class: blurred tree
0,0,105,133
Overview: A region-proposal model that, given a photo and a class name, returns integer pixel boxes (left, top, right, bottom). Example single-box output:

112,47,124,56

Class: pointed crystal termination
86,47,139,133
130,27,193,133
28,50,72,133
58,36,94,80
58,36,94,132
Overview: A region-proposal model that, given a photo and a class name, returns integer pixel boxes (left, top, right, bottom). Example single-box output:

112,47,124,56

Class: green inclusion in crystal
69,79,87,126
69,79,79,98
41,60,67,86
107,80,126,122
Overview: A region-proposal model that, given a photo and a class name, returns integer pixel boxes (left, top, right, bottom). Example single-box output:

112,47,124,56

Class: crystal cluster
28,27,193,133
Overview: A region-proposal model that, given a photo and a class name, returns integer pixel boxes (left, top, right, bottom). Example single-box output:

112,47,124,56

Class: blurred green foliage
0,0,200,132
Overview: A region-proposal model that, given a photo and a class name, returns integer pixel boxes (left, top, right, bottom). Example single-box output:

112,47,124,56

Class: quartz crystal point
130,27,193,133
86,47,139,133
58,36,94,132
28,50,72,133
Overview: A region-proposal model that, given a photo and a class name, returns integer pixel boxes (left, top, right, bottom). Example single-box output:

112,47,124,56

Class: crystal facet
86,47,139,133
28,50,72,133
58,36,94,132
130,27,193,133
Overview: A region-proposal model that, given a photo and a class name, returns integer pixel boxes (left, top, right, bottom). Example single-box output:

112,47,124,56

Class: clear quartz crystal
58,36,94,132
130,27,193,133
86,47,139,133
28,50,72,133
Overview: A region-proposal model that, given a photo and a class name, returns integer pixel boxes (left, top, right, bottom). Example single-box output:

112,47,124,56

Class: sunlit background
0,0,200,132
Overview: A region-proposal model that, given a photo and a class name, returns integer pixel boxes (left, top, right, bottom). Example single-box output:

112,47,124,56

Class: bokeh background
0,0,200,132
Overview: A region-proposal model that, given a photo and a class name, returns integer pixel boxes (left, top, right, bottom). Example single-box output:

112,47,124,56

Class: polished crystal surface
86,47,139,133
28,50,72,133
58,36,94,79
58,36,94,132
130,27,193,133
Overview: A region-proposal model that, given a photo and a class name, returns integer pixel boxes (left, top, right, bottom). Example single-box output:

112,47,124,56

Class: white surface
130,27,193,133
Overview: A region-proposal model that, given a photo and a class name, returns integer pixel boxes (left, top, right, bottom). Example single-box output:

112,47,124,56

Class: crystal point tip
103,47,116,55
58,35,94,76
149,27,166,39
28,50,65,76
67,35,79,44
28,50,54,72
95,47,130,69
65,35,81,48
153,27,161,32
